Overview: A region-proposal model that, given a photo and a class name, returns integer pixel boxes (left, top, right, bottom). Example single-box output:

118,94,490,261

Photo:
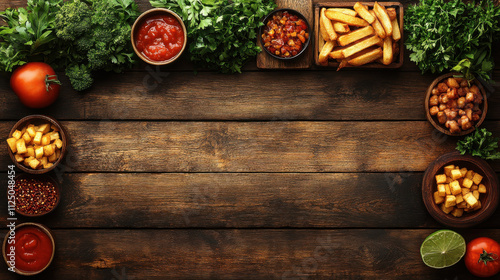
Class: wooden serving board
256,0,313,69
314,2,404,69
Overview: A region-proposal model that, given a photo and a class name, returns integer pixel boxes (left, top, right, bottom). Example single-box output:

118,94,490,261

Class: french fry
338,26,374,46
326,8,357,17
329,46,346,59
319,40,336,63
342,35,382,58
382,37,393,65
321,8,337,41
325,10,369,27
369,10,386,39
386,8,397,21
348,47,383,66
373,2,392,37
319,8,330,41
332,22,350,33
391,18,401,41
353,2,375,24
337,58,349,71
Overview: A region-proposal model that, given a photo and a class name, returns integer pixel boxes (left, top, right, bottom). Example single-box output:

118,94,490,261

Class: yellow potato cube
54,139,63,149
435,174,447,184
462,178,473,188
472,173,483,185
444,195,457,208
457,201,467,209
26,146,35,158
37,123,50,134
473,190,480,200
43,145,55,157
455,194,464,204
49,132,60,141
41,135,51,146
48,152,58,163
437,184,446,197
33,132,43,145
473,200,482,211
446,176,453,183
43,162,53,169
451,169,462,180
472,185,479,191
12,130,22,140
6,138,17,153
449,181,461,195
35,146,44,159
444,165,455,177
16,139,27,154
28,158,40,169
40,157,48,166
50,125,59,132
464,193,478,208
23,156,34,166
460,168,468,178
445,184,451,195
462,187,471,196
434,191,445,204
441,203,454,214
465,170,475,180
451,208,464,217
26,126,36,137
14,154,24,162
478,184,487,194
22,132,31,144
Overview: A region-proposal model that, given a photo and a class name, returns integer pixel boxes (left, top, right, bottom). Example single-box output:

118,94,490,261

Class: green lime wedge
420,230,466,269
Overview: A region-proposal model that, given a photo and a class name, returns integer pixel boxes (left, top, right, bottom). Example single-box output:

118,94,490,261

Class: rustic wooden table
1,0,500,279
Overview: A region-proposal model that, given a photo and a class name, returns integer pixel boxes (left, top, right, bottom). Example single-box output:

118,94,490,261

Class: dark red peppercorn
15,178,58,215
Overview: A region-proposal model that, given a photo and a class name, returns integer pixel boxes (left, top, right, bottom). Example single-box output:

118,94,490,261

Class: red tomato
465,237,500,278
10,62,61,109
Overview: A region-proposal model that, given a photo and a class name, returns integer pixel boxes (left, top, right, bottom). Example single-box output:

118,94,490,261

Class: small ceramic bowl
7,115,67,174
422,151,499,228
2,222,55,275
259,8,311,60
131,8,187,65
11,173,61,217
425,72,487,136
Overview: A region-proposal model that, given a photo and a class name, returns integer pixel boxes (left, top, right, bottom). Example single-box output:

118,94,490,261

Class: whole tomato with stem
10,62,61,108
465,237,500,278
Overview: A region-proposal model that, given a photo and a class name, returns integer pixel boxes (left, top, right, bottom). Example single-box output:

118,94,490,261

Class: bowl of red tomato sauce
131,8,187,65
260,9,311,60
3,223,55,275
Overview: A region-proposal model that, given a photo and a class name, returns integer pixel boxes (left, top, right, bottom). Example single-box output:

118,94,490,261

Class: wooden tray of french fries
314,2,404,69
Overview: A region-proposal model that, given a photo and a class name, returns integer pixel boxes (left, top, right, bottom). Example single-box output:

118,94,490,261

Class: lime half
420,230,466,269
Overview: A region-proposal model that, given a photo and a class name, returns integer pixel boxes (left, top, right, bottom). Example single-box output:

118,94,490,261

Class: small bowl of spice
13,173,60,217
260,9,311,60
3,222,55,275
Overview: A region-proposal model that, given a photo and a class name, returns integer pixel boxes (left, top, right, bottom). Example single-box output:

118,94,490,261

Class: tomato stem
479,249,498,265
45,75,62,92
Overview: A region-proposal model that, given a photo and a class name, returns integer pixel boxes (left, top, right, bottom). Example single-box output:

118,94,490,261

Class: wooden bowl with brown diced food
425,72,487,136
422,151,499,228
6,115,67,174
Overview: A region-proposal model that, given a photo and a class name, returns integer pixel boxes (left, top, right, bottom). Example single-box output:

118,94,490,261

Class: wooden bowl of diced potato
422,151,499,228
6,115,67,174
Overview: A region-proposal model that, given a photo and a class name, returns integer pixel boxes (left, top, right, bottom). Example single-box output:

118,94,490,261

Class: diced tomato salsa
261,11,309,58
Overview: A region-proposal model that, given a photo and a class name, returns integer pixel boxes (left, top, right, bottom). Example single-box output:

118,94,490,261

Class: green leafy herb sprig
457,128,500,160
405,0,500,83
150,0,276,73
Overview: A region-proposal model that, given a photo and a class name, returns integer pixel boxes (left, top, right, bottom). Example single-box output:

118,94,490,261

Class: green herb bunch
457,128,500,160
150,0,276,73
54,0,140,91
405,0,500,82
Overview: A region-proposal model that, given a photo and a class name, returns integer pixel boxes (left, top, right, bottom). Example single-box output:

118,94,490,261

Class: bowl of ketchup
3,223,55,276
131,8,187,65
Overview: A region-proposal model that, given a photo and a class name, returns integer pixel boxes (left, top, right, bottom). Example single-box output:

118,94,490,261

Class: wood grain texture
256,0,314,69
0,229,498,279
1,70,500,121
3,121,500,173
2,172,500,229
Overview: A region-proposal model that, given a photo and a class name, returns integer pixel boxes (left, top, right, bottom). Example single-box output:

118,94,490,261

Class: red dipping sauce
14,226,54,272
135,14,185,62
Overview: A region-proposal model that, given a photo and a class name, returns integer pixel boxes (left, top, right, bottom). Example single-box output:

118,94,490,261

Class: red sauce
262,11,309,58
14,226,53,272
135,14,185,62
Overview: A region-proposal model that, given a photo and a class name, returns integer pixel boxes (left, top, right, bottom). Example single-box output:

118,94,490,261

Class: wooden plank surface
3,121,500,173
1,70,499,121
2,173,500,229
256,0,314,69
0,229,498,280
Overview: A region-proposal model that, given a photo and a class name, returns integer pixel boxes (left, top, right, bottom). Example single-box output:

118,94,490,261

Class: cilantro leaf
457,128,500,160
